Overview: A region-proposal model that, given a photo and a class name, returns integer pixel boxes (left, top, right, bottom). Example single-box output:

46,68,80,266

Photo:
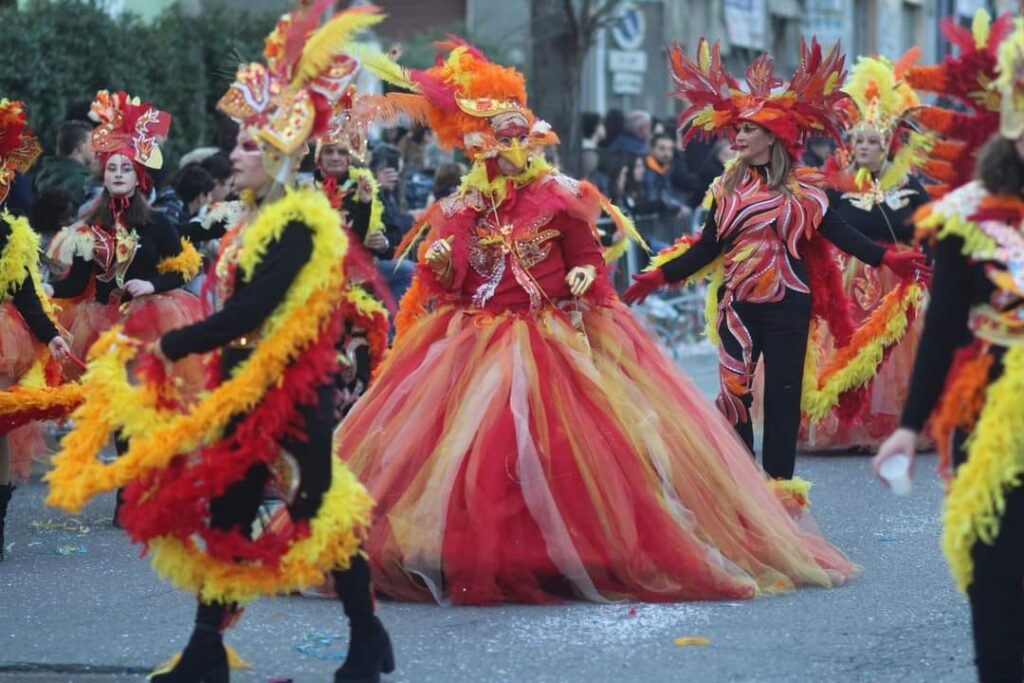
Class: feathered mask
356,38,558,163
89,90,171,193
903,9,1014,194
668,37,849,157
217,0,384,170
0,99,41,205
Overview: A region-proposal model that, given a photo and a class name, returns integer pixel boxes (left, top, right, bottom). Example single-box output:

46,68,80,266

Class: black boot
0,483,13,562
150,603,230,683
333,556,395,683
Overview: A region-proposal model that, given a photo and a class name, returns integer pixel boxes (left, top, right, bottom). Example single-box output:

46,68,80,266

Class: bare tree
529,0,623,176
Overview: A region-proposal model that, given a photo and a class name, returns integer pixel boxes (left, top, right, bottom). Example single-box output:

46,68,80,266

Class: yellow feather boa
802,280,925,421
348,167,385,234
47,187,350,511
943,345,1024,593
1,211,57,322
156,238,203,281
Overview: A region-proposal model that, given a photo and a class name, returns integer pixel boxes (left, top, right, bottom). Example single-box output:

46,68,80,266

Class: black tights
717,294,811,479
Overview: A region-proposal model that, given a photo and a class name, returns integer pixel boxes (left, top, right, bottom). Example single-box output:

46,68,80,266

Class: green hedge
0,0,276,164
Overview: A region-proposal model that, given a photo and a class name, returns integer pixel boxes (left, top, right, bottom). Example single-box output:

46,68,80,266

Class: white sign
611,3,646,51
956,0,985,15
612,72,643,95
608,49,648,73
724,0,767,50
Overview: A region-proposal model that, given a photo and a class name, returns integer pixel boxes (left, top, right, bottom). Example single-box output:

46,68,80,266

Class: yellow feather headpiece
843,51,920,137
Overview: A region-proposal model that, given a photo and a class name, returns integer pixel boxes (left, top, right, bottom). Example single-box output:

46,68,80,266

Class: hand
881,250,931,283
124,279,155,298
364,230,390,254
424,236,454,277
375,167,399,192
48,335,71,361
872,428,918,483
622,269,667,305
42,283,54,297
565,265,597,297
147,340,170,367
357,175,374,203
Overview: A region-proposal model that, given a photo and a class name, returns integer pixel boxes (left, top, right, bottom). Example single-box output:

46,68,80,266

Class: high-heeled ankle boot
333,556,395,683
0,483,13,562
150,603,230,683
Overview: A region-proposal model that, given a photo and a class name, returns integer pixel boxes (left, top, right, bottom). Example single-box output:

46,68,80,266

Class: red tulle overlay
801,260,925,451
7,422,45,482
118,307,345,567
335,300,857,605
57,290,206,390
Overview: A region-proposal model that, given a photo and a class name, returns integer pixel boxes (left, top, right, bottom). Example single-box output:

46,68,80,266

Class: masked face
229,129,272,194
103,153,138,197
852,129,887,171
319,144,351,177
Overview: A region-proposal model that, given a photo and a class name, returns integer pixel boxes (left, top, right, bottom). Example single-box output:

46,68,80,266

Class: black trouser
199,379,374,631
717,292,811,479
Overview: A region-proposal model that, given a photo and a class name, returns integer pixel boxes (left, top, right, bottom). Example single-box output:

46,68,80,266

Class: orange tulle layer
801,260,924,451
0,301,39,378
334,301,857,605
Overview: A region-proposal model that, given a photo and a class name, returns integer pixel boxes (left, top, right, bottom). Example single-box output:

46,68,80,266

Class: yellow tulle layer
147,457,373,604
942,345,1024,593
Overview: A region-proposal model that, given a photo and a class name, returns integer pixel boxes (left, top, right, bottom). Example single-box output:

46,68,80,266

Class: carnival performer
46,4,394,682
44,91,204,383
873,24,1024,683
0,99,74,560
333,38,858,605
800,53,933,450
314,97,390,417
623,39,929,480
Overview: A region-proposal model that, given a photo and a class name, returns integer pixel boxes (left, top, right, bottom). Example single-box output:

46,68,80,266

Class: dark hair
173,165,215,203
29,187,77,236
56,120,92,157
976,134,1024,197
649,132,675,149
432,162,464,199
370,143,401,172
601,109,625,149
87,189,151,231
200,152,233,183
581,112,602,140
214,115,239,153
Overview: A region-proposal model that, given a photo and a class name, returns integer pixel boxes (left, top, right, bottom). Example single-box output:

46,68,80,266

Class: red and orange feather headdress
88,90,171,193
668,37,849,157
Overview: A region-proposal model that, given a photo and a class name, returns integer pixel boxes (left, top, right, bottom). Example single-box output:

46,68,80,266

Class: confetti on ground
32,518,93,534
627,607,637,617
875,533,897,542
293,630,347,661
55,544,88,555
673,636,710,647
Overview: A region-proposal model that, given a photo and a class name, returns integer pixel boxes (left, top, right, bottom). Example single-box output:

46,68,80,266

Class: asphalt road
0,350,974,683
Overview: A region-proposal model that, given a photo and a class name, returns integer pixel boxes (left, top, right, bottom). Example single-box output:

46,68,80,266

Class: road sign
611,3,646,51
612,72,644,95
608,49,648,73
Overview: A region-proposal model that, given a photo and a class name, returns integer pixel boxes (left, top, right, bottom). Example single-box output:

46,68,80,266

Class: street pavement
0,350,974,682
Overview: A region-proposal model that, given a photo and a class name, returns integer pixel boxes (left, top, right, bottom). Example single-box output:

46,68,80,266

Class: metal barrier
603,212,711,359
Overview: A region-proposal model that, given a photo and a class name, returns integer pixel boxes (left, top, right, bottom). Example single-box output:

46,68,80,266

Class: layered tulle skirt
1,301,48,481
334,300,856,605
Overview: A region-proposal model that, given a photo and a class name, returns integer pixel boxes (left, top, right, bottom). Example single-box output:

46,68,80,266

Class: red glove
622,269,667,305
881,250,931,283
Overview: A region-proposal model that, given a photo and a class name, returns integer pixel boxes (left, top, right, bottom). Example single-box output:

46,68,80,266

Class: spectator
178,146,219,168
34,120,94,207
643,133,691,224
423,128,453,171
651,117,667,137
29,186,76,238
371,143,417,303
199,152,234,202
606,110,651,156
802,135,835,168
600,108,625,149
581,111,605,180
397,124,429,172
428,162,465,203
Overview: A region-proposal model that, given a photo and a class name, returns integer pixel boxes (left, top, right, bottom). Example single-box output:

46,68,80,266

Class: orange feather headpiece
0,99,41,205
